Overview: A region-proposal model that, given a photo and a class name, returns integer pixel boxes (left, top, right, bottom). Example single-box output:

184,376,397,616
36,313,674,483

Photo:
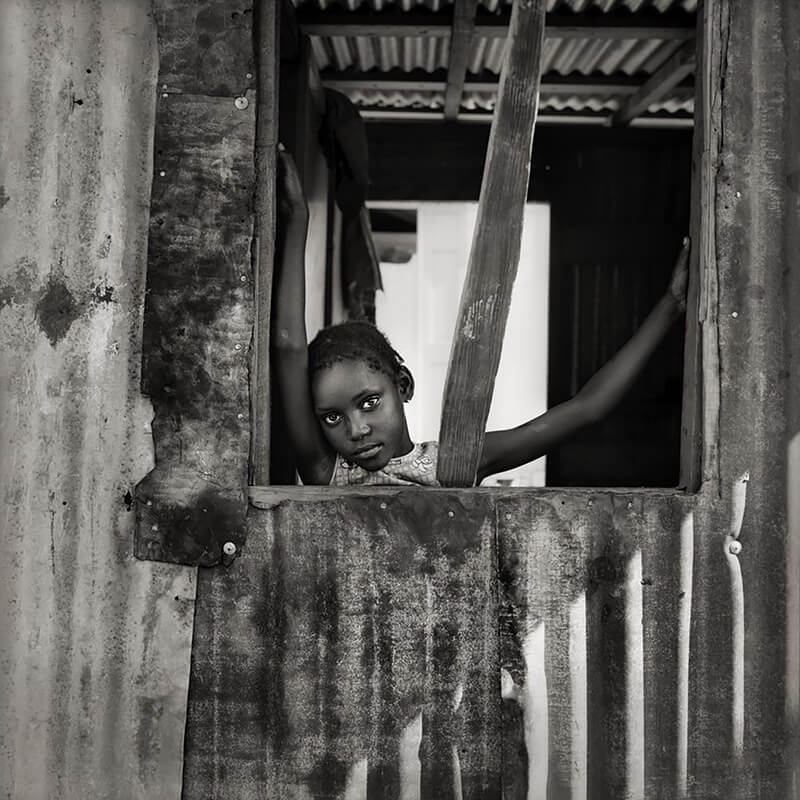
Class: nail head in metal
448,510,454,518
731,311,739,318
159,170,166,177
729,540,742,555
237,413,244,419
234,343,242,350
222,541,237,556
380,502,387,510
234,95,249,110
162,92,168,98
151,524,158,531
246,73,253,79
240,275,247,282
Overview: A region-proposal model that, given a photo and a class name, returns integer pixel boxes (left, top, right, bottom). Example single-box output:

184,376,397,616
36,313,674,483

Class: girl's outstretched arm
477,237,690,484
272,146,335,484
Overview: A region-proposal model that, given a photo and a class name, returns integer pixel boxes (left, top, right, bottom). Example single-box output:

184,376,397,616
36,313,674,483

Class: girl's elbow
573,394,608,425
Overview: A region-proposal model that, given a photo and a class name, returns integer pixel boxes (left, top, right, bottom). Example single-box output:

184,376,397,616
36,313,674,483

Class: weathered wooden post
436,0,546,488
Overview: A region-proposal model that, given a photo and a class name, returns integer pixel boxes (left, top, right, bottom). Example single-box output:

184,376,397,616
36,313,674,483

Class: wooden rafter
613,40,696,125
436,0,546,487
297,9,695,41
320,68,689,97
444,0,479,120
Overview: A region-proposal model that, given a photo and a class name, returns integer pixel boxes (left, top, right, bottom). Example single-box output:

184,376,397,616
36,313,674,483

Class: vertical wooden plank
437,0,545,487
251,0,279,485
679,7,705,492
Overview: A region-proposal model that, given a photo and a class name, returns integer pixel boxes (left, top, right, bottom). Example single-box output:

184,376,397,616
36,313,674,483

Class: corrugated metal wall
187,486,693,800
0,2,196,798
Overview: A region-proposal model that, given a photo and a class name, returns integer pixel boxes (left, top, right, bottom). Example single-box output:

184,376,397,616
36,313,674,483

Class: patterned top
329,441,440,487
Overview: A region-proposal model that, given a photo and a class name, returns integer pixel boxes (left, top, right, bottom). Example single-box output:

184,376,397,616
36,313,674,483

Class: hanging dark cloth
319,88,381,322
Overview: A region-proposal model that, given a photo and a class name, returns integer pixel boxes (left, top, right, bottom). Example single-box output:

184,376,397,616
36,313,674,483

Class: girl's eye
361,396,380,411
322,412,341,426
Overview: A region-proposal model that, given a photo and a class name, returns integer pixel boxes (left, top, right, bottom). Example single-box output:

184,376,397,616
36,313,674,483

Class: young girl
273,145,690,488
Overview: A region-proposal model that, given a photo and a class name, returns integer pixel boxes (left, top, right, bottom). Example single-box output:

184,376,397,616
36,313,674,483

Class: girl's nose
347,415,371,440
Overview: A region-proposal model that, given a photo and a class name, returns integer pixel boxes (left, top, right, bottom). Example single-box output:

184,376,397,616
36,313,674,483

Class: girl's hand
668,236,690,312
277,143,309,228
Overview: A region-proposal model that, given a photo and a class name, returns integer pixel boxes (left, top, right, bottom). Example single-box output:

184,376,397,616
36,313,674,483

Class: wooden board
136,93,255,565
437,0,546,487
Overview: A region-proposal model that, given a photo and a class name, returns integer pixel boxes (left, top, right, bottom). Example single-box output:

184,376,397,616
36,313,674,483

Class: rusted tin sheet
0,2,196,798
184,488,502,800
136,92,255,566
153,0,255,96
688,2,800,798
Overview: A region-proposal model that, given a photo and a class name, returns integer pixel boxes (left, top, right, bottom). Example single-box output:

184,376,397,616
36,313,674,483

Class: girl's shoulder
330,441,440,487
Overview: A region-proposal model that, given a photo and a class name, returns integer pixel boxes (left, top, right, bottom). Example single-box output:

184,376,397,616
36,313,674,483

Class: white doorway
373,201,550,487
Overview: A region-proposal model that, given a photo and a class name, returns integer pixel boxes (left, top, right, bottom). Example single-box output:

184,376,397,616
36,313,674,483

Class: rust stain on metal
35,273,80,345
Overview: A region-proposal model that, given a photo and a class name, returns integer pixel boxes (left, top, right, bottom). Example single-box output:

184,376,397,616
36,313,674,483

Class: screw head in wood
234,96,249,110
729,540,742,556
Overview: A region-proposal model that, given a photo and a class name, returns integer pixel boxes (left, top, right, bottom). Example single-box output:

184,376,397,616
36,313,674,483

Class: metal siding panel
135,92,256,564
0,2,196,798
496,490,692,799
187,489,502,799
153,0,256,96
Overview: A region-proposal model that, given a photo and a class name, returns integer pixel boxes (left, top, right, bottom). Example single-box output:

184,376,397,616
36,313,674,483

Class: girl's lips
353,444,382,459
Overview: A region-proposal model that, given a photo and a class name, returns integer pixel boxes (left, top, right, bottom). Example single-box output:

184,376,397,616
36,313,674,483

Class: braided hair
308,321,405,380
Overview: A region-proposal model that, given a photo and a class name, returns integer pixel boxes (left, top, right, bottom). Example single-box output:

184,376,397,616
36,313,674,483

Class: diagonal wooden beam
297,9,695,41
613,40,696,125
444,0,480,120
436,0,546,487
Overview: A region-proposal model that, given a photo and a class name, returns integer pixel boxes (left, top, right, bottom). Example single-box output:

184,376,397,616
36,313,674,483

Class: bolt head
222,541,237,556
234,95,249,110
729,540,743,555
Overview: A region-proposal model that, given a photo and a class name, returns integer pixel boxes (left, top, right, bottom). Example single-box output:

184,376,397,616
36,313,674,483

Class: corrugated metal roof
0,2,195,797
295,0,696,119
294,0,697,11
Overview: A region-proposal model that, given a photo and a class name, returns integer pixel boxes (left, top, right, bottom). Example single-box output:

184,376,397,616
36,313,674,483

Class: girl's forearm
576,292,682,420
272,222,309,350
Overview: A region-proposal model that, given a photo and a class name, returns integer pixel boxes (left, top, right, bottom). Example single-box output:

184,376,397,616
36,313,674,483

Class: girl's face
311,360,414,471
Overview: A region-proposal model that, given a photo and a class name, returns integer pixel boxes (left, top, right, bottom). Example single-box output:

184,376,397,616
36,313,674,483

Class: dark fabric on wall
320,89,381,321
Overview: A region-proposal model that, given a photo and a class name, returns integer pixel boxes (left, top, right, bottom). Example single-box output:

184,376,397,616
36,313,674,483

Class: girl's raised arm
271,146,335,485
477,237,690,484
